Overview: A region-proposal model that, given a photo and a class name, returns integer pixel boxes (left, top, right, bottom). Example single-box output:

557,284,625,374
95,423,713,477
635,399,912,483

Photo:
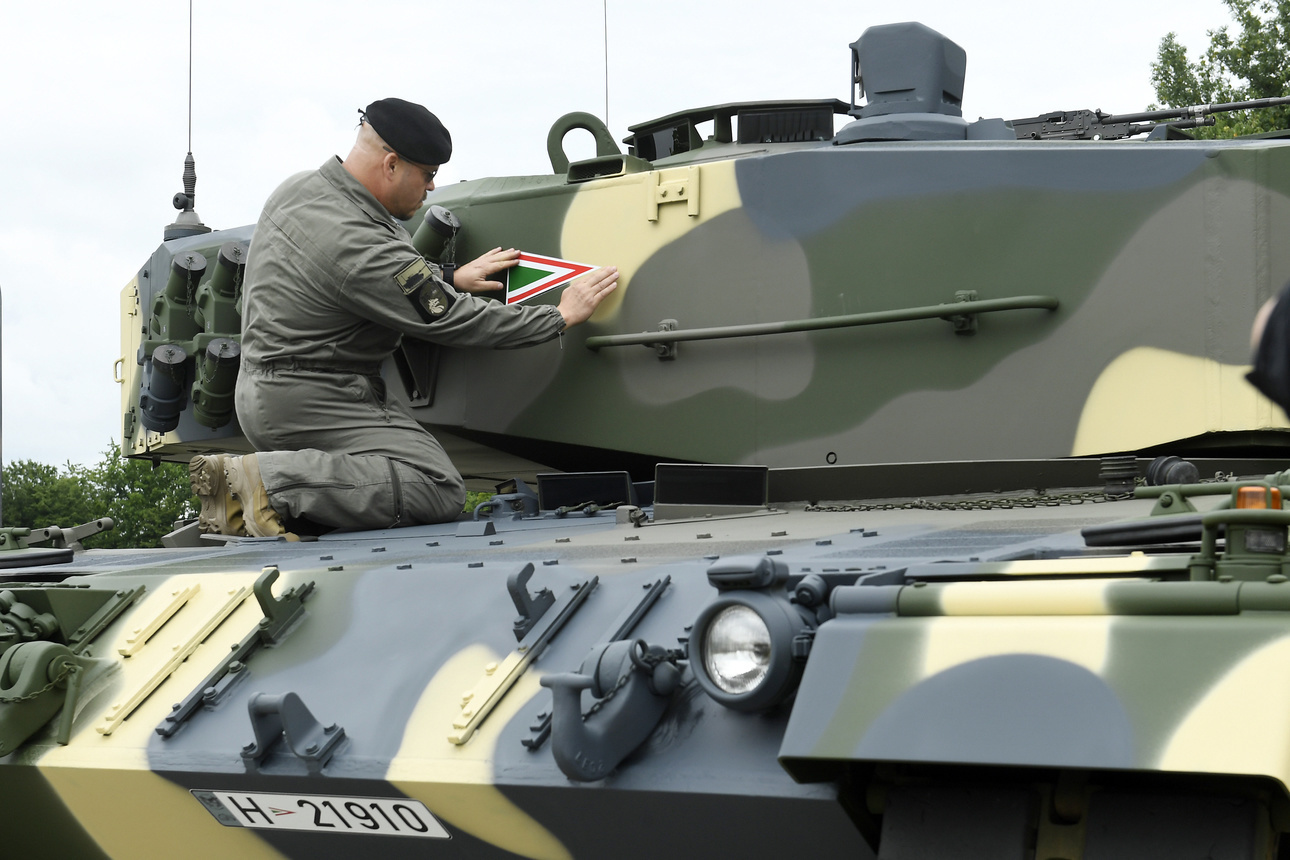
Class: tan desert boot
223,454,286,538
189,454,246,535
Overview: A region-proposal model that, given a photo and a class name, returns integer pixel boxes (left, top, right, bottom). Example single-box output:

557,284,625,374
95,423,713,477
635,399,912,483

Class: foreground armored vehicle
8,20,1290,860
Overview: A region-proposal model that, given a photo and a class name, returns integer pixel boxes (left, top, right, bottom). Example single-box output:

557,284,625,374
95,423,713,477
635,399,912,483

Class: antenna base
164,210,212,242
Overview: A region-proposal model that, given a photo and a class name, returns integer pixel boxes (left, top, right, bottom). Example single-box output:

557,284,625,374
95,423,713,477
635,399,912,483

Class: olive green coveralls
235,157,564,530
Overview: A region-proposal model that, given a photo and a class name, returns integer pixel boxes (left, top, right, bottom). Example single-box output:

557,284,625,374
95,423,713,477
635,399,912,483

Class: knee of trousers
393,461,467,526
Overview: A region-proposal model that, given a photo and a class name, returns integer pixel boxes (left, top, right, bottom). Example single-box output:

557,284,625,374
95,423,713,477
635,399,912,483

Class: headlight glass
704,604,772,695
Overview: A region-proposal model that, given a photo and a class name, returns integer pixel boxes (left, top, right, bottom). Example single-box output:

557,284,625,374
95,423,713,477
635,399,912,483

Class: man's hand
557,266,619,328
452,247,520,294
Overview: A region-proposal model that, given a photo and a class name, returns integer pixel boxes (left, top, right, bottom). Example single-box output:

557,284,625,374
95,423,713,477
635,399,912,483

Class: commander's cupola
835,22,1011,143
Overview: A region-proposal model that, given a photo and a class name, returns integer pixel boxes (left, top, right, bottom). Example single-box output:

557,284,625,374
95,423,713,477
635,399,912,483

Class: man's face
391,155,438,220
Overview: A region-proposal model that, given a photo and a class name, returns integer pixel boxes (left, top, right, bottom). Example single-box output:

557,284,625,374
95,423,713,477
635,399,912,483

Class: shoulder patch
395,257,434,295
395,257,455,322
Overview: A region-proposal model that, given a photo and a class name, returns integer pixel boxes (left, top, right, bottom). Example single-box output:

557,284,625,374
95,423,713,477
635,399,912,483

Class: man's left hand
452,247,520,294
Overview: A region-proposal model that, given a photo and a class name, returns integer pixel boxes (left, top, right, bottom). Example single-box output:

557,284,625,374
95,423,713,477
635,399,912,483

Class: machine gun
1010,96,1290,141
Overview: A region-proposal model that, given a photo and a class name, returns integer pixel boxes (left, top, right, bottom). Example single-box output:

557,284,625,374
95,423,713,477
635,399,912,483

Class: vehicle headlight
704,605,772,694
690,590,811,713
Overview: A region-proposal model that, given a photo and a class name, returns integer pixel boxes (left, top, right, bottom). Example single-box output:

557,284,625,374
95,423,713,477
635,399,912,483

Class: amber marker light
1236,486,1282,509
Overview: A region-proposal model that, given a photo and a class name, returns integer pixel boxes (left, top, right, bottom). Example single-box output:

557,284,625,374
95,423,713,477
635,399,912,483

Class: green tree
2,443,197,549
87,445,197,549
2,459,98,533
1152,0,1290,137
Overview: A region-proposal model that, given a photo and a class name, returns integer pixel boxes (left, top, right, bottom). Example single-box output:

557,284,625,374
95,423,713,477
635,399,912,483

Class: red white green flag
504,252,595,305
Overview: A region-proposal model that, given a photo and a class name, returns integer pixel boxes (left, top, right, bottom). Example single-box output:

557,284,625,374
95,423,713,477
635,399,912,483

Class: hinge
646,166,700,221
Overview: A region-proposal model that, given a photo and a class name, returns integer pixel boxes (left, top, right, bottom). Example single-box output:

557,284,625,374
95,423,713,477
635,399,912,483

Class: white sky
0,0,1232,467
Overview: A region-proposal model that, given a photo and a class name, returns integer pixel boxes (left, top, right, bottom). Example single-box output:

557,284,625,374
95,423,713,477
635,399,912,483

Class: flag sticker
505,252,595,305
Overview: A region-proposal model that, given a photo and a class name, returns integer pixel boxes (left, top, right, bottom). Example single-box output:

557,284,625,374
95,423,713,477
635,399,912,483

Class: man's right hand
557,266,619,328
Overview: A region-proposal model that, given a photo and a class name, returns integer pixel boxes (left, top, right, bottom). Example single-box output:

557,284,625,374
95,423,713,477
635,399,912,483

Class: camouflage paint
120,127,1290,473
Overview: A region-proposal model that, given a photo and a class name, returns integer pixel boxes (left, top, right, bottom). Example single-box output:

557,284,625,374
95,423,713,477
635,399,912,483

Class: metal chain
806,471,1239,514
807,489,1132,514
186,268,198,319
582,668,632,721
581,642,682,721
0,661,74,705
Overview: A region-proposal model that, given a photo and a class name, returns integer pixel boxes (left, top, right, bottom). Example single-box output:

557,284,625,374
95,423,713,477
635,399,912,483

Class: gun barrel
1105,96,1290,125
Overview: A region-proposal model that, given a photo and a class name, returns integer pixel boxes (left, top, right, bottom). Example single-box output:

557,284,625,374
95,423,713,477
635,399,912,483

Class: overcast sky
0,0,1233,467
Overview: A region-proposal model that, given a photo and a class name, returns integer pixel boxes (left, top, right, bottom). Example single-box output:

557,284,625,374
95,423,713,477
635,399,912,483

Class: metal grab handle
584,294,1060,352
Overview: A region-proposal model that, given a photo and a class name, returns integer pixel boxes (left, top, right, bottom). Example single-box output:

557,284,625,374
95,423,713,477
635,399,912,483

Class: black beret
363,98,451,165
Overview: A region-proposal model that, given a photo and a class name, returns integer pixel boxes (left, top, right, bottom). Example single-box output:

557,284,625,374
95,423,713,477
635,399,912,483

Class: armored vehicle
8,20,1290,860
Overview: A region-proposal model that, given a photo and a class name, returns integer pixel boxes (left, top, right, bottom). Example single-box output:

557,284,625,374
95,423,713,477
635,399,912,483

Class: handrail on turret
584,294,1060,357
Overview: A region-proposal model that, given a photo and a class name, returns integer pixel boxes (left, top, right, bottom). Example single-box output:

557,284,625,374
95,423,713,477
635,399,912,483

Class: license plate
192,790,450,839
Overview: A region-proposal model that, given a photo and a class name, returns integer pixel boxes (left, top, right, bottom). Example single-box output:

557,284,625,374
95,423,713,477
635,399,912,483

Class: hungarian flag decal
504,252,595,305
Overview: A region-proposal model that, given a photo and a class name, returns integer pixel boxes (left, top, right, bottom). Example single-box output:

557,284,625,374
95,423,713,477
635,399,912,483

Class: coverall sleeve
335,239,565,349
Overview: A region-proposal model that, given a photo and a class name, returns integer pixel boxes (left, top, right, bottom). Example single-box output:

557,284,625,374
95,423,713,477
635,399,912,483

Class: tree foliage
1152,0,1290,137
2,443,197,549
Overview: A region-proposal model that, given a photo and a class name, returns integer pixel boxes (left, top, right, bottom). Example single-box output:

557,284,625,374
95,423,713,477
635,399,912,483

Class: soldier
1249,284,1290,420
190,98,619,537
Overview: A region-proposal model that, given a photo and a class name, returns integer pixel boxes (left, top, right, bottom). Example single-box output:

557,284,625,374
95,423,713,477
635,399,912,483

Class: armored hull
9,457,1290,859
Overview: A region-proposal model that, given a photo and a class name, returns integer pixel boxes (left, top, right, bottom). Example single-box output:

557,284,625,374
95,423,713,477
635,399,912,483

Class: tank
7,20,1290,859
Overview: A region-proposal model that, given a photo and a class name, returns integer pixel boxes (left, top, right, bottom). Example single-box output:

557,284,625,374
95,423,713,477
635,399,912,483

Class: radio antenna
165,0,210,240
603,0,609,127
187,0,193,153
